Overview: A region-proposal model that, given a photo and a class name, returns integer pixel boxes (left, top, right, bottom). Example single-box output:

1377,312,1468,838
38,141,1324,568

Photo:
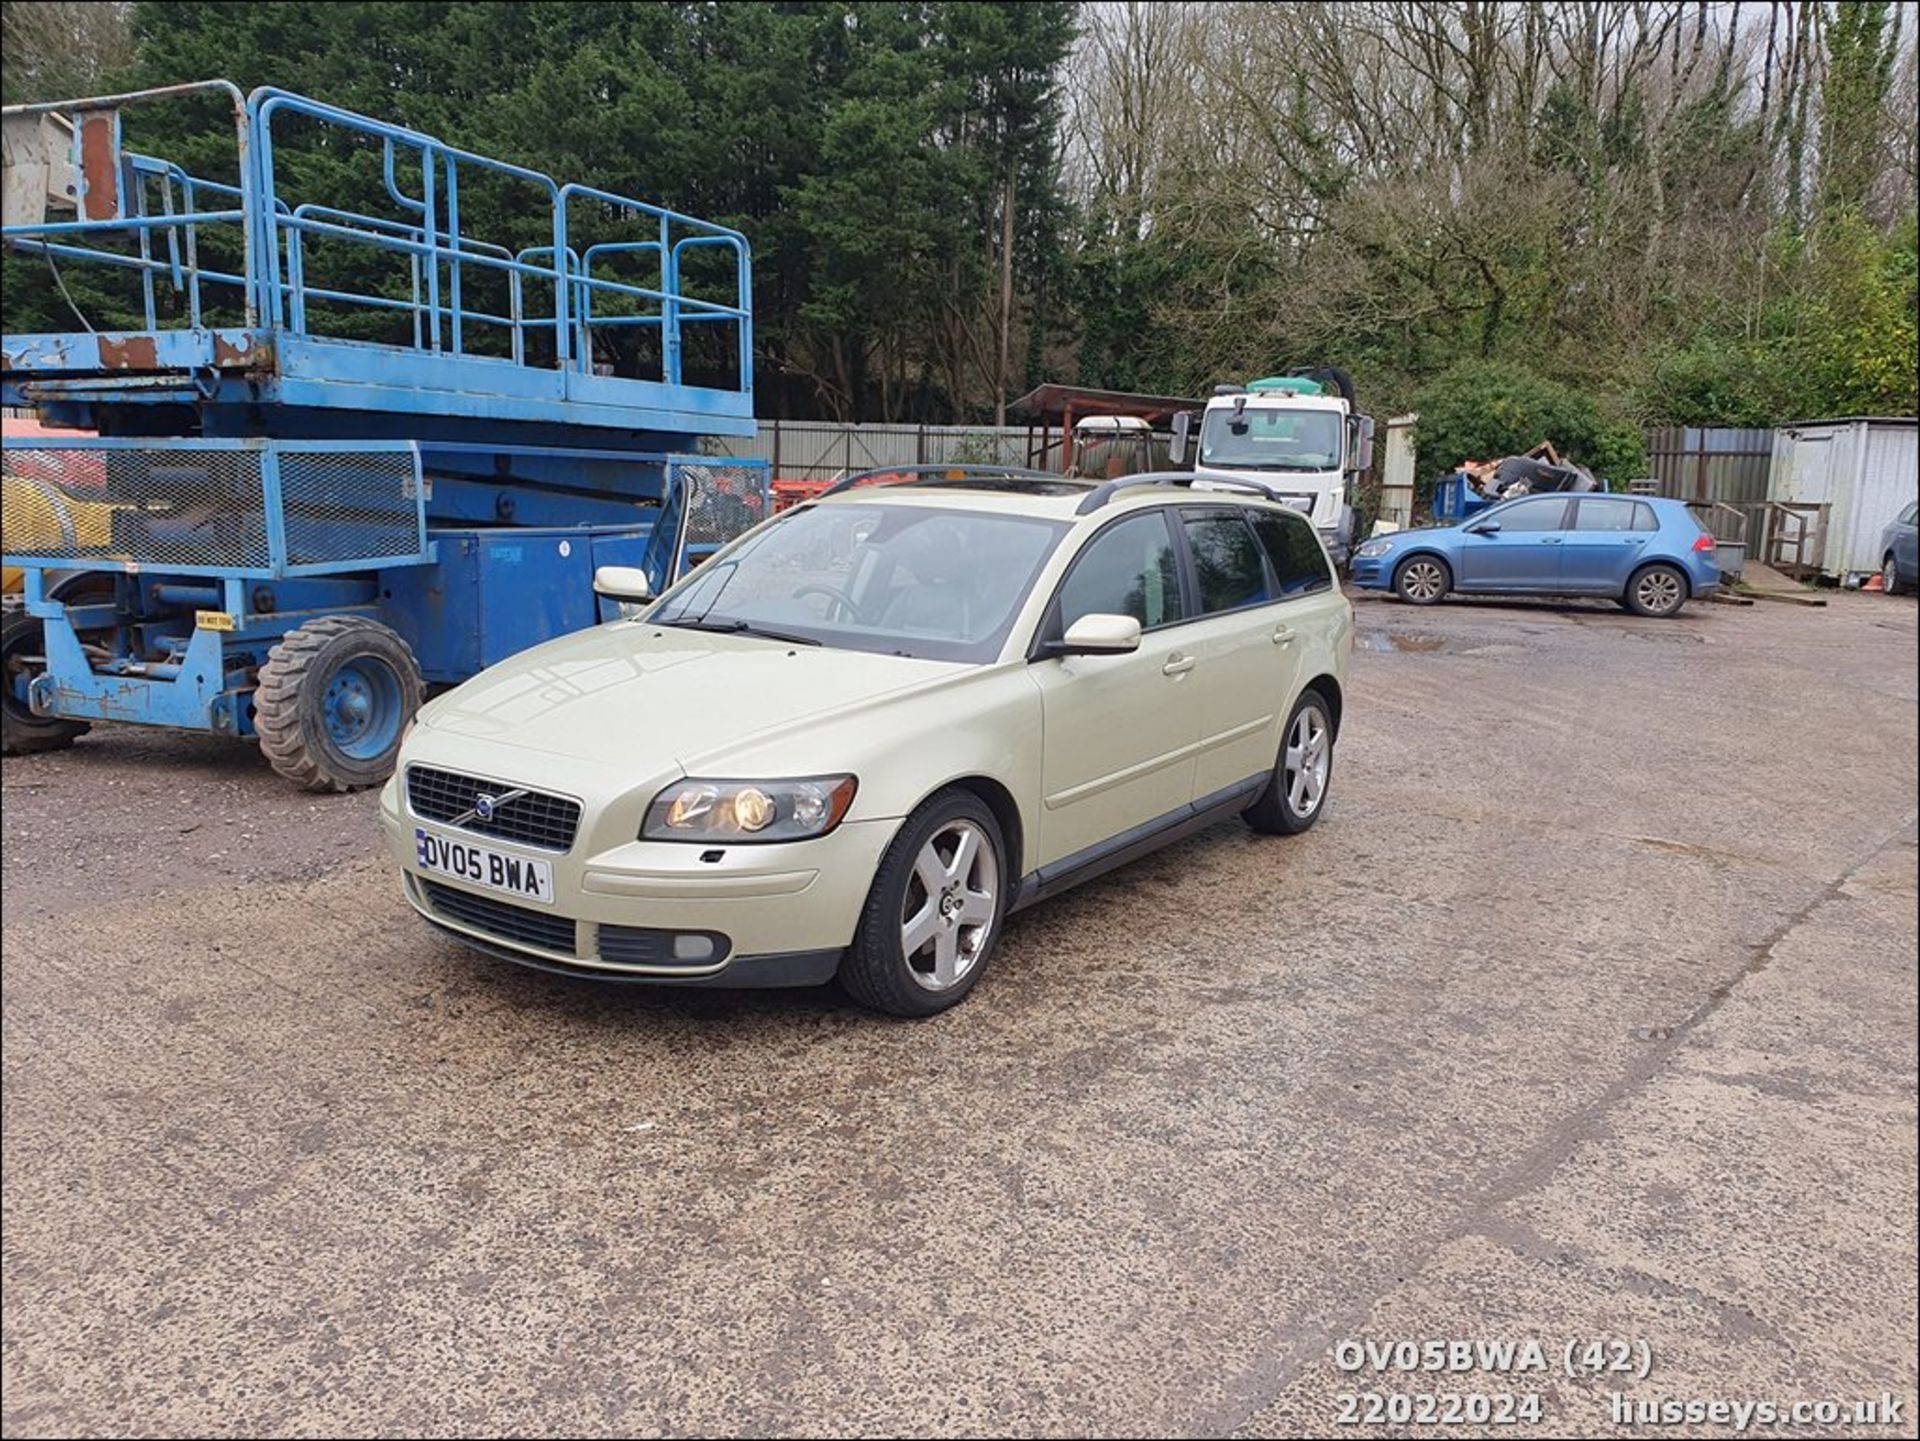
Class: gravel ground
3,588,1915,1438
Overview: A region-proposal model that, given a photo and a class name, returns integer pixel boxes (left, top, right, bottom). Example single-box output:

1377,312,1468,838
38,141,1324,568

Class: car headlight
642,775,858,843
1354,539,1394,559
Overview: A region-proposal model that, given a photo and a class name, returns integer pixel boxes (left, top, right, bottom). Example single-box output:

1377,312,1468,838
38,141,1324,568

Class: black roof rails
818,463,1086,499
1074,471,1273,515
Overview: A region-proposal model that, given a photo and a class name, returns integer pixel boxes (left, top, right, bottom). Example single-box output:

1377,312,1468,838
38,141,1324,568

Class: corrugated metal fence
1645,426,1774,504
709,420,1034,478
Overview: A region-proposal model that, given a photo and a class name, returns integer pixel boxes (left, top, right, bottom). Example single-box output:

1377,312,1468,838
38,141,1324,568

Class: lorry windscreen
1199,408,1342,472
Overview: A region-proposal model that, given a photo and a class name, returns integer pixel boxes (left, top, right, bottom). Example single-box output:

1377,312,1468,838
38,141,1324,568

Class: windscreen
648,502,1068,663
1199,407,1342,472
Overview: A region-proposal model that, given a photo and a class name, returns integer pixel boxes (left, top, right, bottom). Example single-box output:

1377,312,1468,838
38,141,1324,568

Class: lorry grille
406,765,581,852
422,879,578,955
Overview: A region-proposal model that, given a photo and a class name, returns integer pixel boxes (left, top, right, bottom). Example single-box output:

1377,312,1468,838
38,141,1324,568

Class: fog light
673,934,717,962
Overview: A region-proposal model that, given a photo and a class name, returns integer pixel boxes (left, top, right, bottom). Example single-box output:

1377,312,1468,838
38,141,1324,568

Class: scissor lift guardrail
2,81,754,440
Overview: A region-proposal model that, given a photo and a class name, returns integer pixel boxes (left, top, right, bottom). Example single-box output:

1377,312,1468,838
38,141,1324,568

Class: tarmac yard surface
2,591,1915,1437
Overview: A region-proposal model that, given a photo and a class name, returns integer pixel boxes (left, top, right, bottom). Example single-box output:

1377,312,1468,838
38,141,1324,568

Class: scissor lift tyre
254,615,423,793
1,606,89,755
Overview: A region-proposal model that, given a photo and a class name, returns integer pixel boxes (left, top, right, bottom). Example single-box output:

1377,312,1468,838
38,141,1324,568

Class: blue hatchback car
1350,493,1719,618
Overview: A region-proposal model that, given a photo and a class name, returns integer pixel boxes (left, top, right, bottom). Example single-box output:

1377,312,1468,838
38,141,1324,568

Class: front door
1453,496,1573,590
1029,508,1199,868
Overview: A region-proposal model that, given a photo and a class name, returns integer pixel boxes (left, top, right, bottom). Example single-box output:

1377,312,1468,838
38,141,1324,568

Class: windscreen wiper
663,617,822,646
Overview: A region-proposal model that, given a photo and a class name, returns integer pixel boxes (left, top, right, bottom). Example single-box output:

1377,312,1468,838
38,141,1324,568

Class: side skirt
1009,773,1269,913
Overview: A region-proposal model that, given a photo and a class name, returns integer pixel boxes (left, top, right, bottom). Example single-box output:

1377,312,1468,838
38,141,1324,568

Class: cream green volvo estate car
382,469,1352,1015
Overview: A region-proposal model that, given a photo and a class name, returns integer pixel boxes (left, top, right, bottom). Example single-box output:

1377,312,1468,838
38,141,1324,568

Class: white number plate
414,828,555,904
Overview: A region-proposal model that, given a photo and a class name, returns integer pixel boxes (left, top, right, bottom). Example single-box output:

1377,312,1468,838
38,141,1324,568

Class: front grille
406,765,581,852
598,925,731,969
422,879,578,955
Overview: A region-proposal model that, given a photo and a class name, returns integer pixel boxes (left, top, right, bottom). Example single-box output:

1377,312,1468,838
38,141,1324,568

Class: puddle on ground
1357,631,1450,653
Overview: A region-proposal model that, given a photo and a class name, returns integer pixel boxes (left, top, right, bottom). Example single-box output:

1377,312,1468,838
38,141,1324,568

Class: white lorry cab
1171,372,1374,566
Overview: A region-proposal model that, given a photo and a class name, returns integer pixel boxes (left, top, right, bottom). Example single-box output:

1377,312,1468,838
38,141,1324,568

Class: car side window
1573,497,1640,531
1632,503,1660,531
1056,510,1185,632
1182,511,1272,613
1902,502,1918,525
1249,509,1333,596
1490,499,1570,532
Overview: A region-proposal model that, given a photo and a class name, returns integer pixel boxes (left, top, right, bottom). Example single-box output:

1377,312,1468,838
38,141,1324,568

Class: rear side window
1573,497,1642,532
1058,511,1185,631
1491,498,1570,532
1250,510,1334,596
1182,511,1271,613
1633,503,1661,532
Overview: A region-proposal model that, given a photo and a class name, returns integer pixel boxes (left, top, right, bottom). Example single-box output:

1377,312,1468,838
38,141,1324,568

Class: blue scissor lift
2,81,766,789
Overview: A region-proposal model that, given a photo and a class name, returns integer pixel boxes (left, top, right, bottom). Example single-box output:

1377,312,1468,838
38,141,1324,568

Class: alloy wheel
1636,568,1683,615
900,819,999,991
1284,706,1331,818
1401,560,1445,602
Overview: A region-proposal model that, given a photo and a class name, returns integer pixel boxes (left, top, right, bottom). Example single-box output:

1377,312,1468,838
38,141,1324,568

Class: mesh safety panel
2,444,424,573
2,446,269,568
671,457,770,551
278,449,422,567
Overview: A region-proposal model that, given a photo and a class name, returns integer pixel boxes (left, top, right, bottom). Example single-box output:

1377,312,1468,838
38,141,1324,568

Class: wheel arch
936,774,1025,883
1391,547,1453,578
1302,673,1344,737
1627,556,1696,597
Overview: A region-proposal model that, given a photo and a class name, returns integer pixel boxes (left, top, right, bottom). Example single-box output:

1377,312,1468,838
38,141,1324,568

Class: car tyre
841,788,1007,1017
1623,562,1689,618
1885,553,1904,596
1243,690,1335,836
1393,555,1450,605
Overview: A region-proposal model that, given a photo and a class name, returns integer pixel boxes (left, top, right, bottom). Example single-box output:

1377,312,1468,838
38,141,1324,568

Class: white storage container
1768,418,1920,578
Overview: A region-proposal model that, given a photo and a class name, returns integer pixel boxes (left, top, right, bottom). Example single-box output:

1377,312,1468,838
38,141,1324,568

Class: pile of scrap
1457,441,1600,503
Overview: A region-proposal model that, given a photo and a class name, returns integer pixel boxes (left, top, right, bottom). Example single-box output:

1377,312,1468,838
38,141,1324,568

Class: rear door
1558,496,1656,593
1028,508,1200,867
1176,506,1293,801
1453,496,1572,590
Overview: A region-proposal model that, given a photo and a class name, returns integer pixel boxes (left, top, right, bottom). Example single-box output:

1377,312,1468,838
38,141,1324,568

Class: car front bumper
382,788,898,987
1347,552,1395,588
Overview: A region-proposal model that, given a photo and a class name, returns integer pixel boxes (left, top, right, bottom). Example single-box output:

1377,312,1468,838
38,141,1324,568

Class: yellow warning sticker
195,610,236,632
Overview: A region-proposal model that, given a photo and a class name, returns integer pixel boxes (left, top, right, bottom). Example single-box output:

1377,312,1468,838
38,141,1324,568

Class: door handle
1626,537,1648,545
1271,624,1295,646
1162,653,1195,676
1541,537,1563,544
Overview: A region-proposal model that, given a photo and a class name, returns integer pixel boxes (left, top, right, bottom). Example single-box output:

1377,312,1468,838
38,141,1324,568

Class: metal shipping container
1768,418,1920,579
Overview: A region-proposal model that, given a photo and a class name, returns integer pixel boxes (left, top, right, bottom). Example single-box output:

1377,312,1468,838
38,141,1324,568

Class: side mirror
1056,613,1142,656
1355,414,1375,473
593,565,654,602
1466,519,1501,535
1169,411,1192,466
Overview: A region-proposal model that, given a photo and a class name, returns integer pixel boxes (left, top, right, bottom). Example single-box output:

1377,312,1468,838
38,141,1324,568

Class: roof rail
818,463,1082,499
1074,470,1271,515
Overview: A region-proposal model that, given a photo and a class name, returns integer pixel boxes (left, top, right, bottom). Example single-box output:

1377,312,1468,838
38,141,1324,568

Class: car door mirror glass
1468,519,1500,535
1059,613,1142,655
